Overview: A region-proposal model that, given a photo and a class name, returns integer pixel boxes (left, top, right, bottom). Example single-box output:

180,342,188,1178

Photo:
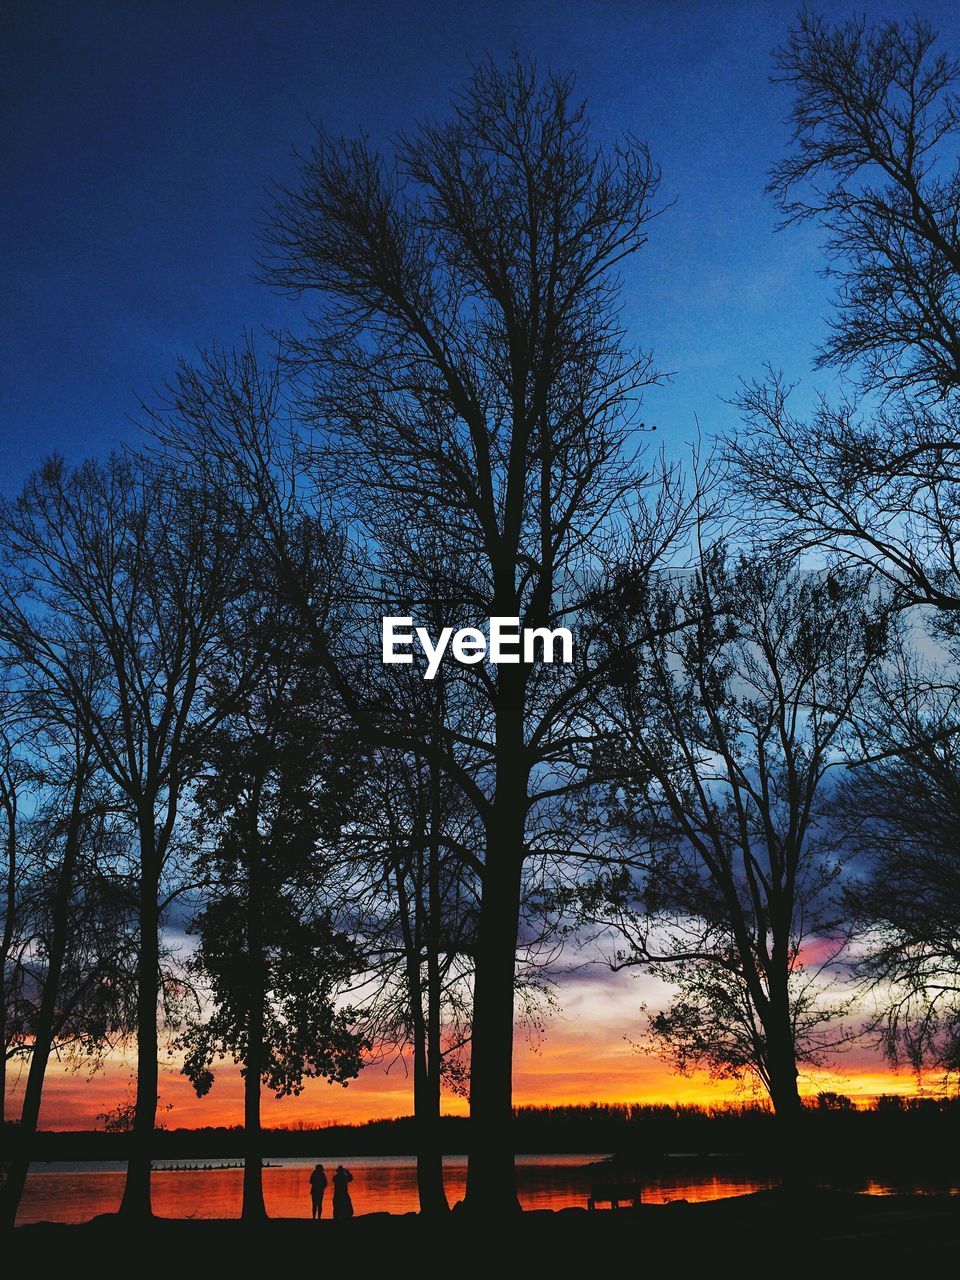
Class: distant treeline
7,1098,960,1168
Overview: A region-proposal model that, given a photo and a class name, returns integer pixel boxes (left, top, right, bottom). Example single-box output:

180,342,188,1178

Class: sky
13,968,926,1132
13,0,960,493
4,0,957,1127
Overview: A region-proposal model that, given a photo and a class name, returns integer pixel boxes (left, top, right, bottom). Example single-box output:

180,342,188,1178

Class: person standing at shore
332,1165,354,1219
309,1163,328,1219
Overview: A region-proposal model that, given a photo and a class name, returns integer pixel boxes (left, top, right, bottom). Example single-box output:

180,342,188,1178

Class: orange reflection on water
18,1156,597,1224
17,1157,959,1225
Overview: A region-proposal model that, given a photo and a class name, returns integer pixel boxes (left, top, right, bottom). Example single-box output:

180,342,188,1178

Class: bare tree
731,14,960,621
0,701,136,1228
770,11,960,399
335,542,482,1215
836,634,960,1084
345,736,478,1214
0,454,254,1218
587,549,887,1120
729,10,960,1107
0,689,32,1127
256,55,679,1213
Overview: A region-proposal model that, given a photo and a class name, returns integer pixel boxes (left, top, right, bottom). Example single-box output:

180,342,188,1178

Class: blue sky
4,0,960,493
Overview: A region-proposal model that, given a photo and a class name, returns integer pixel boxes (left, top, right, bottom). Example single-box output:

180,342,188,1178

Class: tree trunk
765,991,806,1189
242,848,267,1221
464,666,528,1215
119,815,160,1219
420,966,449,1212
413,1000,448,1214
765,922,802,1117
1,795,16,1129
396,835,448,1216
242,1036,266,1219
464,688,526,1216
417,927,449,1213
1,764,86,1228
419,748,449,1215
767,1050,802,1118
463,843,523,1214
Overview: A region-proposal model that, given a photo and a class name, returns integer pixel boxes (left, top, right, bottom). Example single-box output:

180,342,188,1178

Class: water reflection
14,1156,960,1225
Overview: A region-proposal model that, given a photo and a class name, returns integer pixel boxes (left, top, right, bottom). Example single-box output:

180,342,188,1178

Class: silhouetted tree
837,635,960,1084
771,12,960,399
725,12,960,1100
257,54,682,1213
732,14,960,623
346,736,478,1214
587,549,888,1121
0,454,255,1218
0,690,32,1127
178,542,367,1220
337,543,481,1215
0,707,135,1228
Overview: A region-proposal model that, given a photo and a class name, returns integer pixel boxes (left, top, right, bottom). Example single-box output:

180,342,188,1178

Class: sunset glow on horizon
7,971,930,1131
8,1037,928,1132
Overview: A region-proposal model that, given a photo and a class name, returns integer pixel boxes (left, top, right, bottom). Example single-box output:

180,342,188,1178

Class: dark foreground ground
6,1190,960,1267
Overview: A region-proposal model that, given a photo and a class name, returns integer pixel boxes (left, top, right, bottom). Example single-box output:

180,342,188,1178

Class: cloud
11,960,924,1130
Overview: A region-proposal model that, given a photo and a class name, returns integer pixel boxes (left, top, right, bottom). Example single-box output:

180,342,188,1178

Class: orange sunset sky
7,968,926,1131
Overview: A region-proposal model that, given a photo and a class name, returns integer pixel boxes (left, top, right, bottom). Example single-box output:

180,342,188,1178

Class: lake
14,1155,960,1224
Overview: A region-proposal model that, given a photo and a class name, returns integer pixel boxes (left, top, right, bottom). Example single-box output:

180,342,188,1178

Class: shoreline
9,1191,960,1264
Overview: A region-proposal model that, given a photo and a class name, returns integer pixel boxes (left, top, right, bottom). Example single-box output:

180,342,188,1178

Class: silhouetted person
309,1162,328,1219
332,1164,354,1219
